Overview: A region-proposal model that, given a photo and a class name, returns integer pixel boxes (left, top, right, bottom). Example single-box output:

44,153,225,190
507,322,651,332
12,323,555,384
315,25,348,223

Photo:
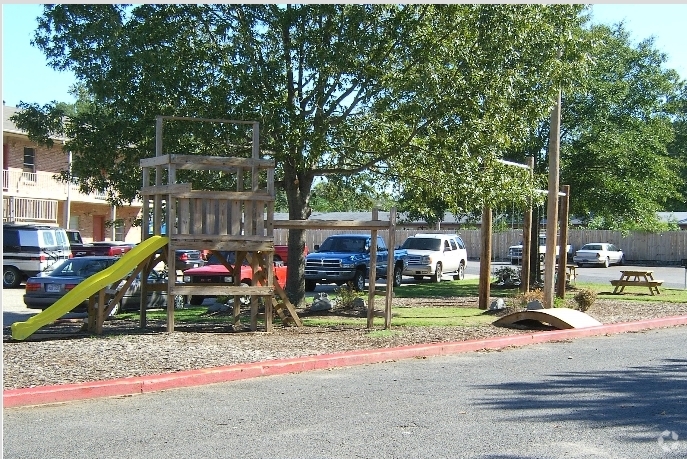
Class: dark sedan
23,256,168,314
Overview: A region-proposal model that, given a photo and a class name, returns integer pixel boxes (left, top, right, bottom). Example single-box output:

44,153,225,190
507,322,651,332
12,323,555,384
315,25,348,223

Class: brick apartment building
2,104,142,243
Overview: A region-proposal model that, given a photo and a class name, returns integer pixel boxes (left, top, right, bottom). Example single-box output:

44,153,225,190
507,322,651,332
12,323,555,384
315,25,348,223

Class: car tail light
65,284,78,291
179,253,188,261
25,282,41,292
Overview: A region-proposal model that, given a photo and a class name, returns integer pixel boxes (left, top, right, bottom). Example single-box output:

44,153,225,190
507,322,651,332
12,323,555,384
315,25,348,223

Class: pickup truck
304,234,409,292
66,229,134,257
508,234,573,264
183,251,287,305
273,244,309,265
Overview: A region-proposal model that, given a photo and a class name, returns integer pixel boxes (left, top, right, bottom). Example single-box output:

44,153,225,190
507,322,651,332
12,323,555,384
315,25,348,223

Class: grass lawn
117,278,687,329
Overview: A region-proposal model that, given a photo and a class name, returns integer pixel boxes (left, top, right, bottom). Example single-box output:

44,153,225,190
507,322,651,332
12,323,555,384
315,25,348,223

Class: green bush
335,284,361,309
515,288,543,307
573,288,597,312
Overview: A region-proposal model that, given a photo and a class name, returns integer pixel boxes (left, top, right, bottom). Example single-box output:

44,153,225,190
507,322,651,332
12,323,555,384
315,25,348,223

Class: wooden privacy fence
274,228,687,264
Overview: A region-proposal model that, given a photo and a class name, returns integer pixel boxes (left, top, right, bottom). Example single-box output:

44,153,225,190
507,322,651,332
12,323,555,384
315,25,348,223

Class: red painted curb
5,315,687,408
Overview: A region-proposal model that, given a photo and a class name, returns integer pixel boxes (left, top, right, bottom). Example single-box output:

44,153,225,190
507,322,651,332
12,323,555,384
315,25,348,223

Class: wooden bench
610,279,664,295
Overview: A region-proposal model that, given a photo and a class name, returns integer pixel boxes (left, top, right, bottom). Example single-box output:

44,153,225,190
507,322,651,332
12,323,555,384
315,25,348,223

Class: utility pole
543,88,561,308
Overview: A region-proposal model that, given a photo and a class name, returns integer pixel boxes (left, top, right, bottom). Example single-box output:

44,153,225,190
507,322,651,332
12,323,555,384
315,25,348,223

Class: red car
183,251,287,305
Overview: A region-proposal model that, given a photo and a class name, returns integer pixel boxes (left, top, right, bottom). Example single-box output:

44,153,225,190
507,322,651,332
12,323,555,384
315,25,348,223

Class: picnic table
610,270,663,295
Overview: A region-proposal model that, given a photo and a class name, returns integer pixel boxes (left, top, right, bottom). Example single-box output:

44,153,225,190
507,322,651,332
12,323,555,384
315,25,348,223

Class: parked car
273,244,309,265
183,251,287,305
400,233,468,282
75,241,135,257
304,234,408,291
3,223,72,288
573,243,625,268
65,230,134,257
508,234,573,264
173,250,205,271
23,256,168,314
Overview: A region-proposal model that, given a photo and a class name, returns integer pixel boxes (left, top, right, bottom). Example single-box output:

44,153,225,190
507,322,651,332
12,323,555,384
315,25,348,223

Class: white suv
400,233,468,282
3,223,72,288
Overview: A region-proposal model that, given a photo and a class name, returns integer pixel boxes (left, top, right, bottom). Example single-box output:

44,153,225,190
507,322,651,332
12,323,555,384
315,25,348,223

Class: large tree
559,23,685,229
12,4,586,305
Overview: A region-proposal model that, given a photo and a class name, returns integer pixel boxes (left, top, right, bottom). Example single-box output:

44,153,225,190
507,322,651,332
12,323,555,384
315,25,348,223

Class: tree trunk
283,163,313,308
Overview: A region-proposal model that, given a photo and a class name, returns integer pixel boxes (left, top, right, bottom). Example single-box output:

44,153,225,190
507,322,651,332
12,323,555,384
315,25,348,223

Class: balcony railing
3,196,58,224
3,168,139,205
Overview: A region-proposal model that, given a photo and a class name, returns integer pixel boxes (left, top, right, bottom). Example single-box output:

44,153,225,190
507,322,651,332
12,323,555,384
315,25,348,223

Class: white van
3,223,72,288
400,233,468,282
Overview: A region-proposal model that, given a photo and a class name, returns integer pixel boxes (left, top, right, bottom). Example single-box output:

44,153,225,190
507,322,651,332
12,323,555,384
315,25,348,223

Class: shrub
573,288,597,312
335,284,361,309
493,266,521,284
515,288,544,307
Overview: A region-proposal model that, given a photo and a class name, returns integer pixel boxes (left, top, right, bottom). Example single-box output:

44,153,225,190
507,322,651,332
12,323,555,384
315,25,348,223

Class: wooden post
544,88,561,308
520,157,534,293
478,205,492,310
556,185,571,299
384,207,396,329
367,208,379,328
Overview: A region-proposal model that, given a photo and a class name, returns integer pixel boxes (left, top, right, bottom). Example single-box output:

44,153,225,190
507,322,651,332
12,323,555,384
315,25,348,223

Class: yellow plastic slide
11,236,169,341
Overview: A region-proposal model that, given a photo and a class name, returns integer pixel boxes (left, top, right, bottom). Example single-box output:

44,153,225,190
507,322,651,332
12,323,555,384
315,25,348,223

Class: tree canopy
559,23,685,230
12,4,591,304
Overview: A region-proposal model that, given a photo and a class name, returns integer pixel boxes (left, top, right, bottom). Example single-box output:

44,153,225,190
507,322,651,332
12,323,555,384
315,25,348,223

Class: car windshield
401,238,442,251
580,244,603,251
205,251,250,266
49,258,114,277
318,237,366,253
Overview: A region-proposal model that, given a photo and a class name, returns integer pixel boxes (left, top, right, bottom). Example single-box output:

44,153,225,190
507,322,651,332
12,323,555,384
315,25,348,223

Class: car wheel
603,257,610,268
174,295,185,309
305,280,317,292
431,263,443,283
453,264,465,281
190,295,205,305
393,265,403,287
352,269,365,292
3,266,22,289
618,255,625,266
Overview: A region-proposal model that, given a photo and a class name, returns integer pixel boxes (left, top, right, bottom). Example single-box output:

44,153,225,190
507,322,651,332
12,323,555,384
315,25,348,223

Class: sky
2,4,687,108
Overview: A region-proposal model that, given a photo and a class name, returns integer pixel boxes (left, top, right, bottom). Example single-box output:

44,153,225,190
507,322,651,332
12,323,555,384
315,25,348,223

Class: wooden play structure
140,116,301,332
10,116,400,341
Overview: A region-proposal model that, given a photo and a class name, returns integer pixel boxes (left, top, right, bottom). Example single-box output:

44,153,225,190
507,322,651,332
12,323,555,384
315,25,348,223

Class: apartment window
23,147,36,173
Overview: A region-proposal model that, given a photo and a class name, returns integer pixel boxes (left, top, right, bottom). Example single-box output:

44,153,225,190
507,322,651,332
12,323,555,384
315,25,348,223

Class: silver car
23,256,168,314
573,243,624,268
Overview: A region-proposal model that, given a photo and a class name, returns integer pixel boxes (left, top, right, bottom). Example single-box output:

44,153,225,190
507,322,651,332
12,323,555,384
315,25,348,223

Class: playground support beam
556,184,571,299
544,88,562,309
520,156,534,293
478,205,492,310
